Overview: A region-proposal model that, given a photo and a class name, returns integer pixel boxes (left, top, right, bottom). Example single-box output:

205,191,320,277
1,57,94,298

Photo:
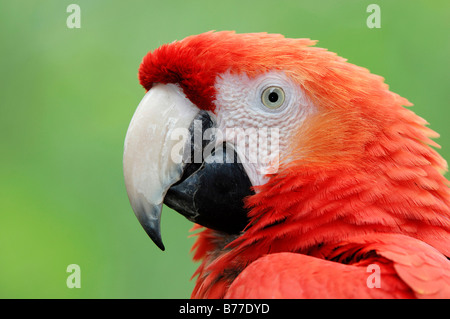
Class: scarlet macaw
123,31,450,298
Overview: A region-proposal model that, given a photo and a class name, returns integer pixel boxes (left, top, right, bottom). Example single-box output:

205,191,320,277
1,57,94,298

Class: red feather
225,234,450,298
138,31,450,298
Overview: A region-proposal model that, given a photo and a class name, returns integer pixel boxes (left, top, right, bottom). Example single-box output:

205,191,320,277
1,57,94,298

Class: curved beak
123,84,253,250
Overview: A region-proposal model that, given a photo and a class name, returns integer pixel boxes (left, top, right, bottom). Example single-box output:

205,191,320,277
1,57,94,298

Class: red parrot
123,31,450,298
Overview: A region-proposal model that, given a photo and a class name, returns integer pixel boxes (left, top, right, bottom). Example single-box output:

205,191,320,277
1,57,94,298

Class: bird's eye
261,86,285,109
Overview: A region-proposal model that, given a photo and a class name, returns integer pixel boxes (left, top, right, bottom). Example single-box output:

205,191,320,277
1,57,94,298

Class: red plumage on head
138,31,450,298
139,31,316,111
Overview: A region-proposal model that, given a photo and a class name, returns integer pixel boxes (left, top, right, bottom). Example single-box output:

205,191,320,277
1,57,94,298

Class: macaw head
123,31,449,259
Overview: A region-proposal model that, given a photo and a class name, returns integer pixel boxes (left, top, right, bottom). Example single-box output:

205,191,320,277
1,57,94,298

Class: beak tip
134,202,166,251
142,223,165,251
149,231,166,251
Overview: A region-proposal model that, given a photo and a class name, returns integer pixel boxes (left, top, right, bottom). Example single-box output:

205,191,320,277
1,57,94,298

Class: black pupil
268,91,279,103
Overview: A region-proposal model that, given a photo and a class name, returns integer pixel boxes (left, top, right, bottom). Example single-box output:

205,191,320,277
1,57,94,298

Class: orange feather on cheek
286,109,375,167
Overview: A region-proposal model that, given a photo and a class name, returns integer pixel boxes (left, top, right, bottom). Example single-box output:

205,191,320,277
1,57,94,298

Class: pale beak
123,84,253,250
123,84,198,250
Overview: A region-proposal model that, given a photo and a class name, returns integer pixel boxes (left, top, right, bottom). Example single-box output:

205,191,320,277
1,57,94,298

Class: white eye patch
215,71,313,122
212,71,317,186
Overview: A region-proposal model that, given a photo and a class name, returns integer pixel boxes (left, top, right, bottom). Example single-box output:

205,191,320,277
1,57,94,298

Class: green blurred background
0,0,448,298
